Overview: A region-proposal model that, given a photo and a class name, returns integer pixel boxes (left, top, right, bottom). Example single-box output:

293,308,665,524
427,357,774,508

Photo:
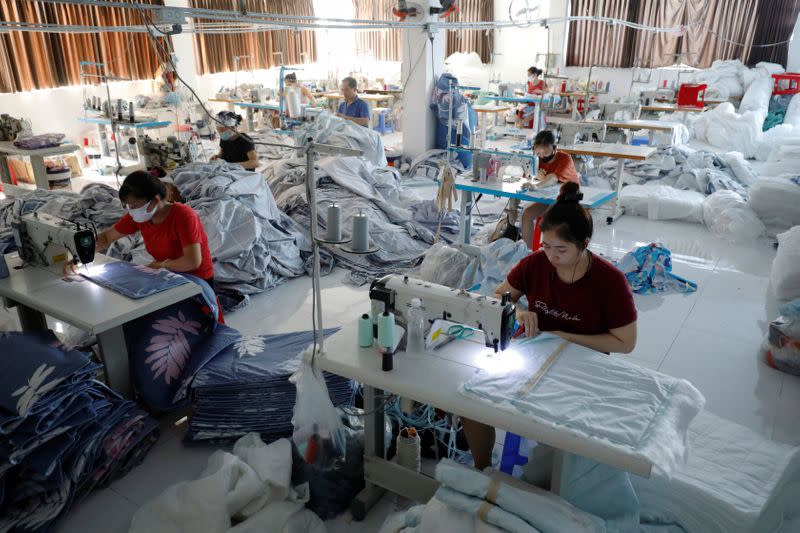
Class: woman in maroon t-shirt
92,171,215,290
463,181,638,471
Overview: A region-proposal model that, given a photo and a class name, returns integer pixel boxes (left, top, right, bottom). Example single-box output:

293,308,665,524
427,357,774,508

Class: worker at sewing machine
336,77,370,127
282,72,316,106
463,181,638,471
210,111,259,171
515,67,545,128
90,171,216,292
520,129,580,248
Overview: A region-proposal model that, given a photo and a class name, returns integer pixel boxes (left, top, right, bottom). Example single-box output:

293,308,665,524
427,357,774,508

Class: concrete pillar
164,0,199,89
401,9,445,161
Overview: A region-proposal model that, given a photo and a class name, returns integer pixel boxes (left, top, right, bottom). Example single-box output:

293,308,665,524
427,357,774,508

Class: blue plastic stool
631,136,649,146
373,108,394,134
499,432,528,475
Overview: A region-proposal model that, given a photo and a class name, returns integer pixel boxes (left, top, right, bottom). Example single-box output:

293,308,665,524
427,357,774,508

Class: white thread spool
351,209,369,251
325,203,342,241
286,86,302,118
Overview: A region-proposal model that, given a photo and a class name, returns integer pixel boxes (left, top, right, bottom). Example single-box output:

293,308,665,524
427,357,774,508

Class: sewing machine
12,212,96,273
137,135,192,170
640,89,675,106
369,274,516,352
591,102,642,121
558,121,607,145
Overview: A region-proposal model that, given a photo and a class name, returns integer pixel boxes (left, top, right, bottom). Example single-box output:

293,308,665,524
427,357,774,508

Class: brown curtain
567,0,636,67
634,0,685,67
569,0,764,68
0,0,163,94
682,0,760,68
445,0,494,64
353,0,402,61
190,0,316,75
748,0,800,66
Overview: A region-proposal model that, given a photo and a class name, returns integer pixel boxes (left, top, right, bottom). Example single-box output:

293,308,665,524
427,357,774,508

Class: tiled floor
57,192,799,532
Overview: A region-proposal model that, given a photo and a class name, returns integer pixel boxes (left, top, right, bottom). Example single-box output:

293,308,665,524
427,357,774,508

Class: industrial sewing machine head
599,102,641,121
12,212,96,273
640,89,675,106
138,135,193,170
558,121,607,145
369,275,516,353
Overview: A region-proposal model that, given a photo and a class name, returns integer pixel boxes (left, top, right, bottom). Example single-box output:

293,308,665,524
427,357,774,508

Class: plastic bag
739,76,773,120
770,226,800,301
419,242,473,288
748,177,800,235
620,185,705,223
762,299,800,376
702,191,765,243
291,353,348,467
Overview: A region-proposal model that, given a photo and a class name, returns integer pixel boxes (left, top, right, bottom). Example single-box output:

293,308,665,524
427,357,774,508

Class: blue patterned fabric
81,261,190,300
615,243,698,295
0,331,159,533
187,328,354,443
123,278,234,412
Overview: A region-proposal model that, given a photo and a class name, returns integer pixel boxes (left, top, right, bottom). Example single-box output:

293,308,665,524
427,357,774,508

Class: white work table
317,319,654,520
0,252,201,397
0,141,80,190
592,119,678,145
454,176,616,245
560,142,656,223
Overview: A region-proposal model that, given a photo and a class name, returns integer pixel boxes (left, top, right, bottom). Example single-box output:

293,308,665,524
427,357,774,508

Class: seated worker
94,171,216,291
282,72,316,106
462,181,638,471
520,129,580,249
210,111,259,170
336,77,370,127
515,66,545,128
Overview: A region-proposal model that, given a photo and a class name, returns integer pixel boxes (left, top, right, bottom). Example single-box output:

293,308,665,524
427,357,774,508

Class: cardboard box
8,158,34,184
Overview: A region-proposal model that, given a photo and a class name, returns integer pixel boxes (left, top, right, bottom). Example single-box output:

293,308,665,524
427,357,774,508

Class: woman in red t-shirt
463,181,638,470
94,171,216,290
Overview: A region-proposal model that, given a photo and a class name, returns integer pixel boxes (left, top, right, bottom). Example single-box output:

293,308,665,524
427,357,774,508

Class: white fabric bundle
748,177,800,235
693,103,764,159
771,226,800,301
783,94,800,129
620,185,705,223
702,190,765,243
129,435,325,533
632,410,800,533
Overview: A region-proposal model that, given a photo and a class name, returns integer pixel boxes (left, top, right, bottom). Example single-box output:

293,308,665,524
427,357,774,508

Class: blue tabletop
234,101,281,111
78,117,172,129
454,176,616,208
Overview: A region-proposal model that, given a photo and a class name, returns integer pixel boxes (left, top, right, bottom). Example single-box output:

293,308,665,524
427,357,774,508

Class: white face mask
529,75,538,82
127,201,156,223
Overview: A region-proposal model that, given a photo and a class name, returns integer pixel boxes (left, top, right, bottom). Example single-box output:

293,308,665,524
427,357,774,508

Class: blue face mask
220,130,235,141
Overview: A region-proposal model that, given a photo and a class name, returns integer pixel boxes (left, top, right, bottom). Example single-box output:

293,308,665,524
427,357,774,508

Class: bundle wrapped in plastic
693,103,764,158
702,190,765,243
770,226,800,301
619,185,705,223
419,242,473,288
748,177,800,235
762,299,800,376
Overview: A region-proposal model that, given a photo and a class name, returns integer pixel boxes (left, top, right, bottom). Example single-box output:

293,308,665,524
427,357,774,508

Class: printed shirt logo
534,300,581,322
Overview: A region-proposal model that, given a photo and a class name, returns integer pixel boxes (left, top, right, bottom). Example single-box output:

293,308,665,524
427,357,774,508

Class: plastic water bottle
406,298,426,353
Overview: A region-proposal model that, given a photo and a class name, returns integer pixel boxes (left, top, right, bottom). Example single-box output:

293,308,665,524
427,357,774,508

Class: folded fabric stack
0,331,159,533
186,328,354,443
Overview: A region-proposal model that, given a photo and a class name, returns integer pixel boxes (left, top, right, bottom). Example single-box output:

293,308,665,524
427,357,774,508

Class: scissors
432,324,477,351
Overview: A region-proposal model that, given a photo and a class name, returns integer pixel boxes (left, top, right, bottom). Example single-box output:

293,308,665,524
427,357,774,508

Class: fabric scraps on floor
616,243,699,294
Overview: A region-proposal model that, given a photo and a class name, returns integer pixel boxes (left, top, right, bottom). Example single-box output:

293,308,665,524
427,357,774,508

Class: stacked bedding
0,331,159,532
186,328,353,443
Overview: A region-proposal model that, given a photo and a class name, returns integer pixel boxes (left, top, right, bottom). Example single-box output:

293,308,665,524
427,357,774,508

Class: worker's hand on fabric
210,154,219,161
536,168,547,180
62,261,80,278
95,233,111,252
516,309,539,337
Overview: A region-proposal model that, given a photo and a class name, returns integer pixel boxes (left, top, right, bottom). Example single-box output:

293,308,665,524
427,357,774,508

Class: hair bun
556,182,583,203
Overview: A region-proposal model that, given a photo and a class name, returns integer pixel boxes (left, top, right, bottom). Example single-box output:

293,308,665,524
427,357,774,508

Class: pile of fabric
130,434,326,533
688,59,784,100
381,459,605,533
265,122,435,285
186,328,354,443
0,331,159,532
748,176,800,235
169,162,307,309
616,243,698,294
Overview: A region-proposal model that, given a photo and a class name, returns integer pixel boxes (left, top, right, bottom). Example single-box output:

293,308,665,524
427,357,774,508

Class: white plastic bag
748,177,800,234
702,191,765,243
419,242,473,288
620,185,704,223
783,94,800,128
290,354,348,466
739,76,773,120
770,226,800,301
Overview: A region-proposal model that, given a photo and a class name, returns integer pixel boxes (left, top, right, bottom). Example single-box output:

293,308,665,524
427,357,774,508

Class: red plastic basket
772,73,800,96
677,83,707,108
